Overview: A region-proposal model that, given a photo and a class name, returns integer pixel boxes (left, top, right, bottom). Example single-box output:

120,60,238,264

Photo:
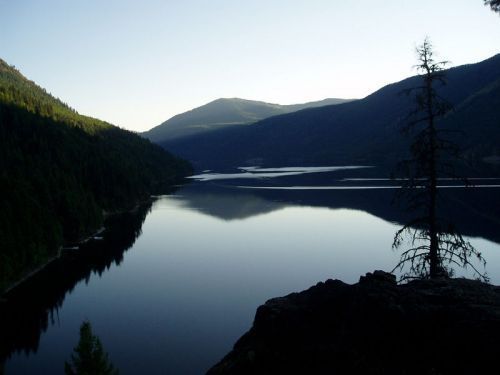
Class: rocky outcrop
208,271,500,375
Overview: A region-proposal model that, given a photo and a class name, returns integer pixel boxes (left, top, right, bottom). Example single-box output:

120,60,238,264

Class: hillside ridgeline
143,97,353,143
160,54,500,172
0,59,192,292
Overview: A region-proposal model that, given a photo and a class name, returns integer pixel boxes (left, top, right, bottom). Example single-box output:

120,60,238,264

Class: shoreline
1,250,62,298
1,226,106,297
1,195,161,298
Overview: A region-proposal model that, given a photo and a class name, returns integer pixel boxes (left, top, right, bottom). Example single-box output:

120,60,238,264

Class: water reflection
189,165,370,181
1,173,499,374
0,202,152,366
173,182,500,244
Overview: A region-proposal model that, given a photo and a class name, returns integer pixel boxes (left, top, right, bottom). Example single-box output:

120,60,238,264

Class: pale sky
1,0,499,132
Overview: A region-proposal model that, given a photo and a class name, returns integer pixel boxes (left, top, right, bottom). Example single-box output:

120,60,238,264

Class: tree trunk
426,70,439,278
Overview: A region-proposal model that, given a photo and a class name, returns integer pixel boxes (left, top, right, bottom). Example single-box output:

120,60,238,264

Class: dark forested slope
160,54,500,172
0,59,191,292
143,97,353,143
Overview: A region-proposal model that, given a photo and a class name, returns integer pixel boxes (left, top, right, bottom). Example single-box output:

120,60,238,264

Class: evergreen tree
0,58,192,292
65,321,118,375
485,0,500,13
392,38,487,281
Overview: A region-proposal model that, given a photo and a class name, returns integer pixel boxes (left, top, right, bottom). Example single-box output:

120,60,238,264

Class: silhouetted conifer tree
392,38,488,281
65,321,118,375
485,0,500,13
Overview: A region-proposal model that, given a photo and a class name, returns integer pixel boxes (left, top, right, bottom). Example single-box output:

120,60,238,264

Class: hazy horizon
1,0,499,131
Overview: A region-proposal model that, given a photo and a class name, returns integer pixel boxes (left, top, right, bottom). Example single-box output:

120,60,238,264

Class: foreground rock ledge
208,271,500,375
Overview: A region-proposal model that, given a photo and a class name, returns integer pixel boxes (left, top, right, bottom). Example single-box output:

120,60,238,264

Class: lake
2,166,500,374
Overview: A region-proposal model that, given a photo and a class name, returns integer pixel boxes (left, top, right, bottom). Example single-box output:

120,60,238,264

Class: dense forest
159,54,500,172
143,97,353,143
0,59,192,292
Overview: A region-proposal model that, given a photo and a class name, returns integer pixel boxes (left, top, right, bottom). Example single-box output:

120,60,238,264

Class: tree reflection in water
0,201,153,365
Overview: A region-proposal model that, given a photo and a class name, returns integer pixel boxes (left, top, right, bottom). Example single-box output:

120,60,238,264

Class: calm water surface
3,167,500,374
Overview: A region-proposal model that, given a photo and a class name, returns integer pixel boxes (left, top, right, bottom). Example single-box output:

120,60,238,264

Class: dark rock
207,272,500,375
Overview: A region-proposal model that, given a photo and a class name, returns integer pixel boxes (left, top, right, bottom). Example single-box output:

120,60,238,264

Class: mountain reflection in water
173,180,500,244
2,167,499,374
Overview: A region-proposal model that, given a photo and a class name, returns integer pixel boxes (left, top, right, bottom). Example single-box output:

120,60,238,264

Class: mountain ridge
143,97,354,142
157,53,500,172
0,58,192,292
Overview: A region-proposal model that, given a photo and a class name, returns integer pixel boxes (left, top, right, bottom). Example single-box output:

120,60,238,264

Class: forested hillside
159,54,500,172
143,97,352,143
0,59,192,292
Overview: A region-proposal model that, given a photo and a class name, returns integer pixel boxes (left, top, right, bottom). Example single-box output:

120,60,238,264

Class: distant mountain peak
143,97,354,142
154,53,500,172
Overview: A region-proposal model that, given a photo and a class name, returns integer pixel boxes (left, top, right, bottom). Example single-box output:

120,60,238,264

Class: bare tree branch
392,38,487,282
485,0,500,14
